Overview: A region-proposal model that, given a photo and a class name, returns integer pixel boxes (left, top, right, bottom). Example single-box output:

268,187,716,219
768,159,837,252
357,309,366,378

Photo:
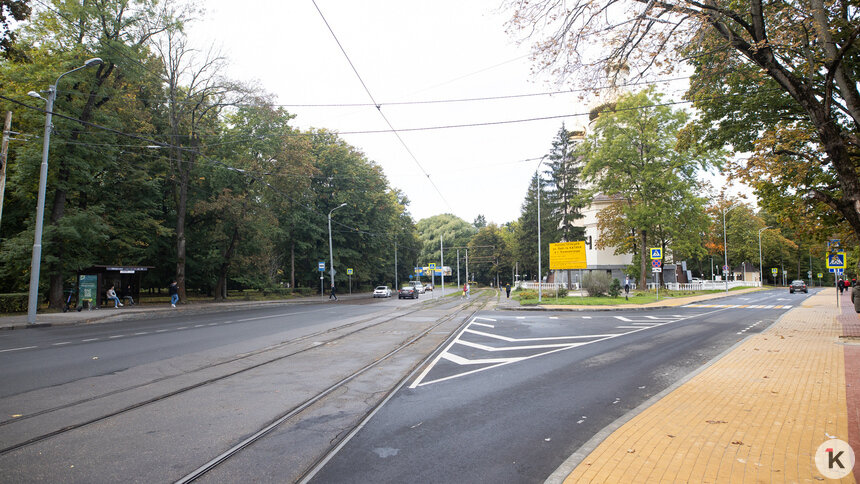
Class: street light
328,202,347,294
536,156,547,302
27,58,103,324
721,202,739,295
758,226,770,288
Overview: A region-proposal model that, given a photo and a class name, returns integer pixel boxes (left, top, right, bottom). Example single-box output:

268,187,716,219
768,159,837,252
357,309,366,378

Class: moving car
789,280,808,293
398,285,418,299
410,281,426,294
373,286,391,298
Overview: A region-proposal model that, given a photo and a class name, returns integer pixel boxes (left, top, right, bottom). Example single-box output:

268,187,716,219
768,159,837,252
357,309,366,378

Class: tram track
174,293,492,483
0,295,475,457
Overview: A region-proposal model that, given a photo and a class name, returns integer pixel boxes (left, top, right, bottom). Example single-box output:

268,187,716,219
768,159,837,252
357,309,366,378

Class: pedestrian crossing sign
826,252,846,269
771,268,777,275
650,248,662,259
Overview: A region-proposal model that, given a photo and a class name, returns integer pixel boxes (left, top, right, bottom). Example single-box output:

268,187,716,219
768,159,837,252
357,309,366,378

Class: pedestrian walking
853,279,860,313
329,284,337,301
169,281,178,308
838,279,845,293
624,276,631,300
106,285,122,308
505,283,511,298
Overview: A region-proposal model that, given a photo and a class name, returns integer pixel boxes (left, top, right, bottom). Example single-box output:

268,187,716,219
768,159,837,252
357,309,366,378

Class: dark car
789,280,808,293
398,285,418,299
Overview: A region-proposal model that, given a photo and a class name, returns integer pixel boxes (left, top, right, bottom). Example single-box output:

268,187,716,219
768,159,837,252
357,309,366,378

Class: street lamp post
721,202,739,295
536,158,546,302
758,226,770,288
327,202,347,293
26,58,103,324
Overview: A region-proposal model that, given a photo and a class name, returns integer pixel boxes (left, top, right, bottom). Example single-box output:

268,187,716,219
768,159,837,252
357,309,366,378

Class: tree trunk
290,242,295,289
175,150,189,303
214,227,240,302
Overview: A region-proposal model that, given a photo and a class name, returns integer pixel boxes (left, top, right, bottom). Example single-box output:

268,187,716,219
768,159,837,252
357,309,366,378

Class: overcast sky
188,1,718,226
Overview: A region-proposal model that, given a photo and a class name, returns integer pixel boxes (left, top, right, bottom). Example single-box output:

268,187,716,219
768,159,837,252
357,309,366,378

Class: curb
544,303,793,483
497,287,766,312
0,294,371,330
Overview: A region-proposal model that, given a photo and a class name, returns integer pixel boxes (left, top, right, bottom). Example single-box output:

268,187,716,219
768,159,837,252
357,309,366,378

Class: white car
373,286,391,298
410,282,426,294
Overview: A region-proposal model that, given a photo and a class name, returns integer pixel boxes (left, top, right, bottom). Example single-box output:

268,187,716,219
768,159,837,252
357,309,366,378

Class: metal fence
647,281,761,291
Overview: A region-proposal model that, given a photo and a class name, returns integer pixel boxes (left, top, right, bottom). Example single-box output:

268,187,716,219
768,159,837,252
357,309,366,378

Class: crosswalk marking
683,303,791,310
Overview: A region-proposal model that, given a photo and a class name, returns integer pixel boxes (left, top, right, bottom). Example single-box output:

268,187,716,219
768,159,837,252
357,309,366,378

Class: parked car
410,281,426,294
399,285,418,299
789,280,808,294
373,286,391,298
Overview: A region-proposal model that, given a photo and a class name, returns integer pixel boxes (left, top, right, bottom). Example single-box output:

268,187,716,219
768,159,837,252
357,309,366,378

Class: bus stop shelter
76,265,153,309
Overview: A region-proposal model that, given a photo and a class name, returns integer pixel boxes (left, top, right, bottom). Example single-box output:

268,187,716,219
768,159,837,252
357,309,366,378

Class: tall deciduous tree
507,0,860,265
578,89,715,288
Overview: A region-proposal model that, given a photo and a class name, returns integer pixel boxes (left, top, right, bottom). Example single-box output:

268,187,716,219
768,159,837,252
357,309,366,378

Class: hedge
0,293,29,313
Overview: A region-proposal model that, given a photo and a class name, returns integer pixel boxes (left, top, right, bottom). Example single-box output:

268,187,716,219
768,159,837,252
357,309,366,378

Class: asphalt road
0,297,412,398
309,288,812,483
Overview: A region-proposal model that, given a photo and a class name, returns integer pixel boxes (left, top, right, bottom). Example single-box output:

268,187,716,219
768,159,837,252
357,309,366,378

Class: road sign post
347,268,353,294
428,263,436,299
318,262,325,298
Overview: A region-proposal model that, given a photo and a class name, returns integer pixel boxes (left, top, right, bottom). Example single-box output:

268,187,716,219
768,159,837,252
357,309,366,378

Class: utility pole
456,249,460,288
440,235,445,296
394,240,398,290
0,111,11,231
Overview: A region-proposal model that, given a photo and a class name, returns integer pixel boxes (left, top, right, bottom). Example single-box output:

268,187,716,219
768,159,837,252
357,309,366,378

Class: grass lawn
515,285,758,306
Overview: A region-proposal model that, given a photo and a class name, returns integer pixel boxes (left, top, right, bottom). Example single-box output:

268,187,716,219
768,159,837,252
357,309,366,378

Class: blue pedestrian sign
829,268,844,274
826,252,846,269
318,262,325,272
650,248,662,259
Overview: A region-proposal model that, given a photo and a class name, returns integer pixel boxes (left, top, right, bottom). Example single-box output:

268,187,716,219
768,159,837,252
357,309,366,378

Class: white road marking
516,316,526,319
207,323,217,326
455,339,588,352
194,324,205,328
155,329,168,333
644,316,663,320
463,328,617,342
52,342,71,346
471,322,495,328
82,338,99,342
549,317,559,320
0,346,37,353
108,335,125,339
582,316,592,319
134,332,149,335
616,326,647,329
442,353,525,365
176,326,188,330
474,317,496,322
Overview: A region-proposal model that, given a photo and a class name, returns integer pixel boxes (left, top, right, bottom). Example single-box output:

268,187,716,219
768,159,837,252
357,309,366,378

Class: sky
187,0,732,226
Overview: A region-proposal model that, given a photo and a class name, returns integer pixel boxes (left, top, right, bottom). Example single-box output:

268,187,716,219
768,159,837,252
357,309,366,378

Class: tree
514,173,559,281
468,224,508,285
507,0,860,264
0,0,178,307
0,0,30,58
473,214,487,229
415,214,475,271
545,123,587,242
577,89,717,289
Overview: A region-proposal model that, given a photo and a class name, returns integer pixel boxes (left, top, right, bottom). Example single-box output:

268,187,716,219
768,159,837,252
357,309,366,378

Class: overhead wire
310,0,453,213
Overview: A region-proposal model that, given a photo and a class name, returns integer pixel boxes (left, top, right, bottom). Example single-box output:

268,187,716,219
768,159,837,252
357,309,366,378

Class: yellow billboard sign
549,241,587,270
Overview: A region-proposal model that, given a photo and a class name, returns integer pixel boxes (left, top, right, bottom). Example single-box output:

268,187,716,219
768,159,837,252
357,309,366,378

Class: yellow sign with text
549,241,587,270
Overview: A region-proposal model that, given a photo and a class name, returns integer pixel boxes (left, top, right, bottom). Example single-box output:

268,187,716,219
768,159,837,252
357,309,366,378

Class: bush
0,293,28,313
516,289,538,300
609,278,622,298
556,286,568,297
582,272,612,297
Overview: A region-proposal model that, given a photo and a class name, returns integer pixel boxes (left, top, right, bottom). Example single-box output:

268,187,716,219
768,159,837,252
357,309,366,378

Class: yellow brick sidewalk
564,290,855,483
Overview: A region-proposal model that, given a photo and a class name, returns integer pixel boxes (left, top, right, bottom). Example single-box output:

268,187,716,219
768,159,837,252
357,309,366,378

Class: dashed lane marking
52,342,71,346
0,346,37,353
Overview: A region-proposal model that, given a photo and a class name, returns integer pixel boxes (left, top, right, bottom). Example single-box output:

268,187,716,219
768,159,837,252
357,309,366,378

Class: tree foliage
507,0,860,265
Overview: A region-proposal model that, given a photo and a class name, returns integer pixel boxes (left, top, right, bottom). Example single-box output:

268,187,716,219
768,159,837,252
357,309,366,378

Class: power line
310,0,453,213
